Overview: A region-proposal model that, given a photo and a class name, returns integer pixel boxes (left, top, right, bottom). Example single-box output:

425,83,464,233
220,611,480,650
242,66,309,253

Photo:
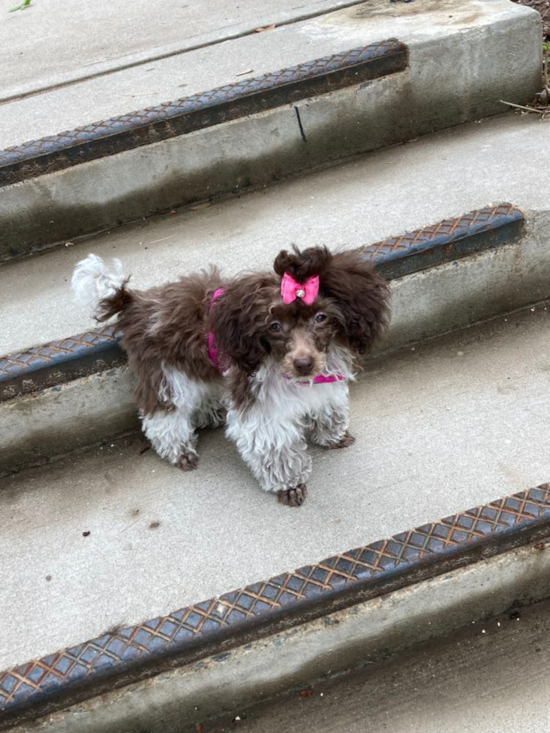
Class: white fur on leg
143,364,224,466
142,409,198,465
72,254,125,315
306,385,350,447
225,348,353,493
227,405,312,493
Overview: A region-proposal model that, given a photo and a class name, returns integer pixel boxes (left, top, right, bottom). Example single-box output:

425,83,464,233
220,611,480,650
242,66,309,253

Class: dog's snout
293,356,314,375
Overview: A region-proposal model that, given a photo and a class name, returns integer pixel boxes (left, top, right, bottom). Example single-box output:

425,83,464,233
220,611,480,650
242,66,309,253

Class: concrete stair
3,304,550,675
1,0,549,730
0,0,541,259
2,114,550,473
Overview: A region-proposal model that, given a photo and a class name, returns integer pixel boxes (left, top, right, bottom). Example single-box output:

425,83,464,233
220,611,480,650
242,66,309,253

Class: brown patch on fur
326,430,356,449
278,484,307,507
281,327,326,379
273,246,332,283
176,450,199,471
96,277,133,321
208,273,280,374
225,369,256,414
97,268,223,416
319,250,390,355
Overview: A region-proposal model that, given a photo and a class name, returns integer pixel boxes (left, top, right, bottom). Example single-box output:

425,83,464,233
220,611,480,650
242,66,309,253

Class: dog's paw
277,484,307,507
327,431,355,450
176,451,199,471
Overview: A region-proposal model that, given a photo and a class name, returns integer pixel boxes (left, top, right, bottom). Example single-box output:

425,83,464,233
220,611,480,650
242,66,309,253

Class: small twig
500,99,546,115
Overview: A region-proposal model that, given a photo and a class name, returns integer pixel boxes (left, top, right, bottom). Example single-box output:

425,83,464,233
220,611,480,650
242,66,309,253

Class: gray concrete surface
2,113,549,358
205,596,550,733
0,0,541,256
3,306,550,673
0,0,363,102
18,543,550,732
0,0,538,147
0,369,139,471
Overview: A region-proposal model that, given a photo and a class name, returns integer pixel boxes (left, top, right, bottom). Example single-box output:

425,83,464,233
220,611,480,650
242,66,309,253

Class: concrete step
2,306,550,727
0,0,368,101
5,303,550,670
204,598,550,733
0,200,528,472
2,113,550,472
0,0,541,259
1,113,547,360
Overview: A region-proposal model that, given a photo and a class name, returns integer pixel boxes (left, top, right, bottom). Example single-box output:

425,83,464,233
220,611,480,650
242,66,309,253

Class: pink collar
284,373,344,385
207,287,344,385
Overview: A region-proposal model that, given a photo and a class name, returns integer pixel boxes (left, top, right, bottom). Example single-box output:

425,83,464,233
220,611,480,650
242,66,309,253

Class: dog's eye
314,313,327,323
269,321,282,333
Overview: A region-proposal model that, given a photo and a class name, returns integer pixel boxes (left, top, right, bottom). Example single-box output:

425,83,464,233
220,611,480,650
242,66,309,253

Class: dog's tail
72,254,132,322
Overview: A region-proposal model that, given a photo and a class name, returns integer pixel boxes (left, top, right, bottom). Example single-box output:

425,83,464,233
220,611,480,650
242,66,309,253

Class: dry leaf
300,689,313,698
255,24,275,32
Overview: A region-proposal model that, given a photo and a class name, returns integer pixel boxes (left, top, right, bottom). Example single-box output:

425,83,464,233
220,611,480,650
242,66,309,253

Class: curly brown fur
274,246,390,355
97,268,223,416
322,250,390,354
208,273,280,375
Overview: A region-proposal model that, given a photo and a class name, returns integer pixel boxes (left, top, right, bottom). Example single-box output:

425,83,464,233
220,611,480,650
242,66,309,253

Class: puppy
72,246,390,506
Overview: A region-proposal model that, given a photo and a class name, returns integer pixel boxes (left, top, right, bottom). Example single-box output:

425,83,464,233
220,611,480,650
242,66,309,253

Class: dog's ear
209,274,278,373
320,251,390,355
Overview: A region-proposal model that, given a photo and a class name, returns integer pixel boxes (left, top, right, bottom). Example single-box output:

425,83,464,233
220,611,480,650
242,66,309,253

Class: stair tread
1,113,548,358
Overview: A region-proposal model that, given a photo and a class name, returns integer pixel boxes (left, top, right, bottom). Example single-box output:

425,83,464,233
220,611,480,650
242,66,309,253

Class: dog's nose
293,356,314,375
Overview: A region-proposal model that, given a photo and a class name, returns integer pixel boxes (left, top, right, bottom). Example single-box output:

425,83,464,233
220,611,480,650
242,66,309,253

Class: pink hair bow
280,272,319,305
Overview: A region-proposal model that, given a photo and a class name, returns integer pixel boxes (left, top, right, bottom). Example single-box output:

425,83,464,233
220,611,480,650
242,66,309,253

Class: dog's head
210,246,390,378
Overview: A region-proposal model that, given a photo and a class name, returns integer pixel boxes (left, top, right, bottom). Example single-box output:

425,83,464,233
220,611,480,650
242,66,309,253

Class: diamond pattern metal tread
0,40,408,186
1,482,549,724
361,202,524,278
0,325,124,401
0,203,524,402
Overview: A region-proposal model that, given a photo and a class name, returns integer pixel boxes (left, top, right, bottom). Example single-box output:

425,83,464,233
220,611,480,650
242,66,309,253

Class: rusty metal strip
0,325,124,401
0,203,524,402
0,41,408,186
361,201,524,279
1,482,549,724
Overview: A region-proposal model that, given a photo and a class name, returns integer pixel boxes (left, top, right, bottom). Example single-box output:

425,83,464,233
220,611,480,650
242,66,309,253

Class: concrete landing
0,0,358,102
3,304,550,671
1,113,549,358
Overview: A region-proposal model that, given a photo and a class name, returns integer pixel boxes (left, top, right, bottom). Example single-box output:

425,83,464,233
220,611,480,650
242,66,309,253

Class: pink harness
208,277,344,384
207,288,227,371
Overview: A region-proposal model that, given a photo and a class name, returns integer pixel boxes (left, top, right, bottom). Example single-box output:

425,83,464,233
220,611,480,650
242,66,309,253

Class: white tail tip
72,253,125,315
